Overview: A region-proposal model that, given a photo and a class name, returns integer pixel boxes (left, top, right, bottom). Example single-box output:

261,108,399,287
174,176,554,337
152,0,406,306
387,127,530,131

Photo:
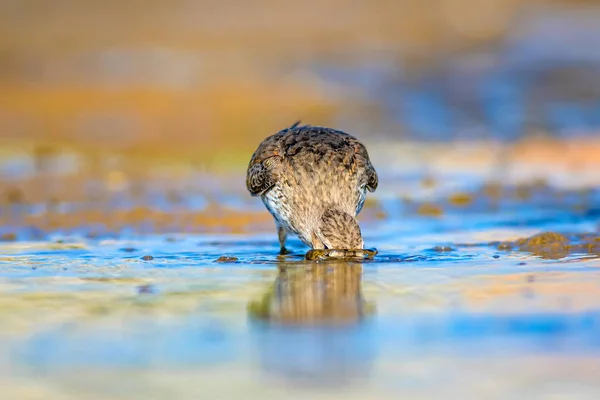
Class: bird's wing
365,160,378,192
352,139,378,192
282,125,379,192
245,135,284,196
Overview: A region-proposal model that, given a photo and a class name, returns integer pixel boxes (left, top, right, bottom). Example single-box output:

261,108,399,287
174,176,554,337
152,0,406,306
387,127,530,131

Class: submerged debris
517,232,570,259
141,255,154,261
496,232,600,259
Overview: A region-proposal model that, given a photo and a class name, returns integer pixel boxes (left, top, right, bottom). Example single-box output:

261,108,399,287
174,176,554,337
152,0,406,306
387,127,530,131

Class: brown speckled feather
246,123,378,250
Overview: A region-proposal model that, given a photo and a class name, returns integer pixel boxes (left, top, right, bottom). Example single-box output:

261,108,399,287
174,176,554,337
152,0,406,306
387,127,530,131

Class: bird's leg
277,224,290,254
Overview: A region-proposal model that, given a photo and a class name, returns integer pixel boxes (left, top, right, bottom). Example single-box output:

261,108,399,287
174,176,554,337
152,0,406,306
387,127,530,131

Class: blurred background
0,0,599,237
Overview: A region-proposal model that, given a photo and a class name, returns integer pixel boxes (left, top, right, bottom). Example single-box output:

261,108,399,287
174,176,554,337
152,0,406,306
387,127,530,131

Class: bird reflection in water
248,261,376,387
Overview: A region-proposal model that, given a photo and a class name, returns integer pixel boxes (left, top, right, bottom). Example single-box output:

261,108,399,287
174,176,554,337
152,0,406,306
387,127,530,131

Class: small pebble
141,255,154,261
432,245,454,252
137,284,155,294
215,256,238,263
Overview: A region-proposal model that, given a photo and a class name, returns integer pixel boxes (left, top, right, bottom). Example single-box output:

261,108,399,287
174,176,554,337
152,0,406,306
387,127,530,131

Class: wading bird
246,122,378,254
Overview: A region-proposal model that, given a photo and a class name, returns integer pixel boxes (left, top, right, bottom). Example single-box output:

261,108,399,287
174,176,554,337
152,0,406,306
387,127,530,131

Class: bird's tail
288,120,303,129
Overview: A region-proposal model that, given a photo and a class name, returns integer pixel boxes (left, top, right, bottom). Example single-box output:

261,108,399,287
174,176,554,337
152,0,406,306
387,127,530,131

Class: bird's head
318,208,364,250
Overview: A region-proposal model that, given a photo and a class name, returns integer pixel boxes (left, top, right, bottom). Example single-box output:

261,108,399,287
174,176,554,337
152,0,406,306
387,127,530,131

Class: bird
246,122,378,254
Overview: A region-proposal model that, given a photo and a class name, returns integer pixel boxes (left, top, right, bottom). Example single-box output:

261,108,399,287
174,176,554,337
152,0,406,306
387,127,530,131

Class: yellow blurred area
0,0,591,167
0,81,338,164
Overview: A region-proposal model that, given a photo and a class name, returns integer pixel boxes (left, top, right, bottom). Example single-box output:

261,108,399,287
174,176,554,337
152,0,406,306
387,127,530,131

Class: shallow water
0,165,599,399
